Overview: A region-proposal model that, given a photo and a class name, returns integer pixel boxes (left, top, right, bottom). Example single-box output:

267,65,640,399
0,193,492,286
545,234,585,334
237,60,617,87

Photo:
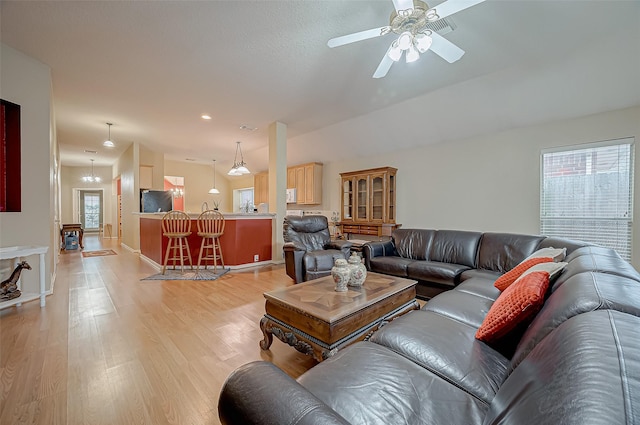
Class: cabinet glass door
355,176,369,221
342,178,353,220
370,174,385,222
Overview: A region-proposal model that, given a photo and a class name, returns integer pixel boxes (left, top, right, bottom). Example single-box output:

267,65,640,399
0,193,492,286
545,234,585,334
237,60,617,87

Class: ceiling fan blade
429,0,486,21
327,26,389,48
391,0,415,13
373,45,395,79
429,31,465,63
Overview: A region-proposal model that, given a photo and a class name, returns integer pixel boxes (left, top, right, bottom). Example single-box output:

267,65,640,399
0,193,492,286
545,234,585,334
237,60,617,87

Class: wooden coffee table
260,272,419,362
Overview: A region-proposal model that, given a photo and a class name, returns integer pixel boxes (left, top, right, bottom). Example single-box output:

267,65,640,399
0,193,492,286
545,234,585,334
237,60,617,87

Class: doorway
73,189,104,233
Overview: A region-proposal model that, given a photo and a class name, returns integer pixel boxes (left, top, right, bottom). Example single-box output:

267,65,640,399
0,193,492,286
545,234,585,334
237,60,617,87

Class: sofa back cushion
283,215,330,251
392,229,435,260
428,230,482,267
535,236,590,257
552,252,640,291
476,233,546,273
510,272,640,369
485,310,640,425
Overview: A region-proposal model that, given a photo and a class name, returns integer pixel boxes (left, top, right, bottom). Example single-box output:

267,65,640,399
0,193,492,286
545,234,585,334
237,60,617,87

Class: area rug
81,249,117,258
141,268,230,281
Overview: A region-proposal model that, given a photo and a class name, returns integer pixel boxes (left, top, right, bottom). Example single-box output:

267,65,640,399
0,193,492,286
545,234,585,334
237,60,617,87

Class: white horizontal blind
540,138,634,260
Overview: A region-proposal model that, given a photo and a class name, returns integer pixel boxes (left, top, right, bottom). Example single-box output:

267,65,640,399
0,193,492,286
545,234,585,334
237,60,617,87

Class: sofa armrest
283,241,306,252
363,240,395,270
326,240,353,258
218,361,350,425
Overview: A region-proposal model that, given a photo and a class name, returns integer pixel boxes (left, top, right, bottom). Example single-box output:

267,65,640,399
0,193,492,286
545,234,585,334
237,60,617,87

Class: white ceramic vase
331,258,351,292
347,253,367,287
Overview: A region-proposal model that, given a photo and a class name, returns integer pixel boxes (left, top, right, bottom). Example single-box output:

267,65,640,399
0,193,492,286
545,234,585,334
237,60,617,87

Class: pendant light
227,141,250,175
82,159,101,183
208,159,220,194
103,122,115,147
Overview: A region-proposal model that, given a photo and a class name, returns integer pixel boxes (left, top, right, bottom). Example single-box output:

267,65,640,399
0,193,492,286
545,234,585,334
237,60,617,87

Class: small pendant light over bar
227,141,250,176
103,122,115,147
208,159,220,194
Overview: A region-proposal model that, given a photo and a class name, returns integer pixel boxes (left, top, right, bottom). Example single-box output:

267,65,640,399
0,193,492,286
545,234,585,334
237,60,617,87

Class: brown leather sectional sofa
218,230,640,425
364,229,587,299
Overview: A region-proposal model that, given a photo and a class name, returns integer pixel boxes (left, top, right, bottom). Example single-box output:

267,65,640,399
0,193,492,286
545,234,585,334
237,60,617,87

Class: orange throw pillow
494,257,553,291
476,271,550,344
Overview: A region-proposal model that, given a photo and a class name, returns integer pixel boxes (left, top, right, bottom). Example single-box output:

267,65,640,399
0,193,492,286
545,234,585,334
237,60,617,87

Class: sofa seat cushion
422,290,494,328
368,256,415,277
303,249,345,272
455,277,501,301
460,268,501,283
510,271,640,368
299,341,489,425
370,311,509,404
406,261,471,285
485,311,640,425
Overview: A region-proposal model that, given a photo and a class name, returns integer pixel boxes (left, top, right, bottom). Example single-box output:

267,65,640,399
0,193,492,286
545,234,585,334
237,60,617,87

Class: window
233,188,254,212
541,138,634,260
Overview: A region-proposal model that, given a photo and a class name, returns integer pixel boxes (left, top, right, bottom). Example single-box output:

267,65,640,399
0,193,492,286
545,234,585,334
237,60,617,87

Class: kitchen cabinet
254,172,269,205
339,166,399,238
259,163,322,205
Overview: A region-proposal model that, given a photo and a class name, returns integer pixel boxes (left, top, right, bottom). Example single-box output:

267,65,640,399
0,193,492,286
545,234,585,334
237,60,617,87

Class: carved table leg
259,316,273,350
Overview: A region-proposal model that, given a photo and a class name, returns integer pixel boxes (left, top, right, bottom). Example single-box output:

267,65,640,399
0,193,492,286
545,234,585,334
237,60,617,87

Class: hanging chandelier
103,122,115,148
82,159,101,183
227,141,250,176
209,159,220,194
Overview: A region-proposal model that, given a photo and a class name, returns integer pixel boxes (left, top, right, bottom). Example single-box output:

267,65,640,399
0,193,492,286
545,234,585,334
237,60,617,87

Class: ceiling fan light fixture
397,32,413,50
406,44,420,63
414,31,433,53
388,41,403,61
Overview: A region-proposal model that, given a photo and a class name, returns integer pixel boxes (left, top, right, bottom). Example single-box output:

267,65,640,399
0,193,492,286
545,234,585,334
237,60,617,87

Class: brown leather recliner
283,215,352,283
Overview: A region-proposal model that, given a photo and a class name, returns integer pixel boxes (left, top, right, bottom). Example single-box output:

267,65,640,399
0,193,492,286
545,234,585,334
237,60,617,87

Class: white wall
318,106,640,268
60,165,114,228
113,143,139,251
0,44,56,294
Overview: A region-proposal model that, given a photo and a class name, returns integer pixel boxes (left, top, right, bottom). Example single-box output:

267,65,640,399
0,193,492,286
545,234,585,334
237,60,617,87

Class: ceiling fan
328,0,486,78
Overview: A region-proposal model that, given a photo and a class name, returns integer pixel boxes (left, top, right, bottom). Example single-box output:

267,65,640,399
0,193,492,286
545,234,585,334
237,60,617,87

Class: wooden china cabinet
339,166,401,238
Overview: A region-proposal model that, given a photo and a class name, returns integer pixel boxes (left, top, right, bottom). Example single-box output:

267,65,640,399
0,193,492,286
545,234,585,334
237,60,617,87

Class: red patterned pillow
476,271,550,344
494,257,553,291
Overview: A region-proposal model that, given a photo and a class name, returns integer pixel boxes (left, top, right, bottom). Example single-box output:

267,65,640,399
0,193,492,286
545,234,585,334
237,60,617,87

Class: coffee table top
264,272,416,323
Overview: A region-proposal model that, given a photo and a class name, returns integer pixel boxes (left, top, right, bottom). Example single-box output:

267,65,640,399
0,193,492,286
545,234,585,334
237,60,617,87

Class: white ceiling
1,1,639,172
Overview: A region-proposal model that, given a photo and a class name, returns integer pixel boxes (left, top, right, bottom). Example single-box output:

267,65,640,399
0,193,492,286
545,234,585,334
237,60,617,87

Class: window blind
540,138,634,260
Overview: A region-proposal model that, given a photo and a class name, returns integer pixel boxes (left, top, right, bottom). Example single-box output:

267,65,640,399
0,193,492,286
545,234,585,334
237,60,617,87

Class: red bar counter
139,213,273,267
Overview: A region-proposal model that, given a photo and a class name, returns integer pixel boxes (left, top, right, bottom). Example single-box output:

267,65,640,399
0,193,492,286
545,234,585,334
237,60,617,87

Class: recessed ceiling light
201,114,212,120
239,124,257,131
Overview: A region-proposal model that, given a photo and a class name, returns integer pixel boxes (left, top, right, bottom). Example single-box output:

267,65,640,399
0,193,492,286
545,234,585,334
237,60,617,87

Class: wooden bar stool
161,211,193,274
196,210,225,272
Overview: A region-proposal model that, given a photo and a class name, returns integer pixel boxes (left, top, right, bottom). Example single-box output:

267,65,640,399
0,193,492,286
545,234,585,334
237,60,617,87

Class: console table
0,245,48,309
60,223,84,249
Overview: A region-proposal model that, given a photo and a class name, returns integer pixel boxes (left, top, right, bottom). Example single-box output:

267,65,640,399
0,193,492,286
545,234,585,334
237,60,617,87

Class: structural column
268,121,287,262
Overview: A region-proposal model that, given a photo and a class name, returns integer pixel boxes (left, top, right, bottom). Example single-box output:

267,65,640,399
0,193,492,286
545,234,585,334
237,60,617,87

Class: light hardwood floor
0,235,316,424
